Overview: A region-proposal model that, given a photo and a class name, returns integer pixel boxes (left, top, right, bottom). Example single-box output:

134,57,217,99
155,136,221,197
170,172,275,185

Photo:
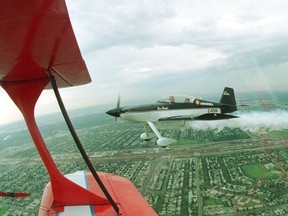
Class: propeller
116,94,121,111
115,94,121,122
106,94,122,121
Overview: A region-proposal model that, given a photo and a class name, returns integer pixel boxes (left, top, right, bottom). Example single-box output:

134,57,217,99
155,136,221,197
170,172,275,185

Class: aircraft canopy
157,95,195,103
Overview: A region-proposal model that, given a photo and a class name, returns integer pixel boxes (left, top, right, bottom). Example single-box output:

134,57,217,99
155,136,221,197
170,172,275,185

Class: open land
1,92,288,216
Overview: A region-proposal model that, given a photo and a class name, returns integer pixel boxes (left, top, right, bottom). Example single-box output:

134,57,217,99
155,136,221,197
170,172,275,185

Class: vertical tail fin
220,87,237,112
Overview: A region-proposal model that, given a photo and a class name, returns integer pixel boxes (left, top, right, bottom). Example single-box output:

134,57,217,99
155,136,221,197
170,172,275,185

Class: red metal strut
0,79,108,210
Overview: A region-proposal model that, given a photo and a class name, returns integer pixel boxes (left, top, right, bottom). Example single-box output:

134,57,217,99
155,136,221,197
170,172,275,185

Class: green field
204,197,223,206
171,128,250,146
242,164,277,179
173,139,199,145
0,207,9,216
270,129,288,139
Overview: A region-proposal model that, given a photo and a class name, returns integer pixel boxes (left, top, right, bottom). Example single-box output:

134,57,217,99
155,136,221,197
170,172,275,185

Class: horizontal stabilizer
194,113,239,121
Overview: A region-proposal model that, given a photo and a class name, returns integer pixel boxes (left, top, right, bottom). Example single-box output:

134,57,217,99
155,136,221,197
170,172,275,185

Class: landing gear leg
147,121,176,147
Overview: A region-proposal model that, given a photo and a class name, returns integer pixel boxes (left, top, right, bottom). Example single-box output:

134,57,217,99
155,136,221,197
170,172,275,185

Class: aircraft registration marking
208,108,220,113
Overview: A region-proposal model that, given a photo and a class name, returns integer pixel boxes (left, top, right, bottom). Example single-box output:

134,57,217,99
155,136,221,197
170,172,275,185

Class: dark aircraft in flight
107,87,238,147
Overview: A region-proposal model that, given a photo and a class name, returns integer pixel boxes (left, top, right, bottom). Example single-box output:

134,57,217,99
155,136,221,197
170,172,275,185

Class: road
195,157,203,216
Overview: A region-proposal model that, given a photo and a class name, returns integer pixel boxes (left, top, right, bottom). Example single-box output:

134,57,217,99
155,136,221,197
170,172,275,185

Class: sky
1,0,288,124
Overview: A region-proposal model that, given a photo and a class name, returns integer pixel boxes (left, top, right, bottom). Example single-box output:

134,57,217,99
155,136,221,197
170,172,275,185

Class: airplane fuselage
119,99,234,123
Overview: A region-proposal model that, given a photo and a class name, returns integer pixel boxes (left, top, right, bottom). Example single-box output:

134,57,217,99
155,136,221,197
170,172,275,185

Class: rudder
220,87,237,112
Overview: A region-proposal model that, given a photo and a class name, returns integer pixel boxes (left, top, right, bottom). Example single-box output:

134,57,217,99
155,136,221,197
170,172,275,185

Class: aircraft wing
0,0,91,87
40,171,157,215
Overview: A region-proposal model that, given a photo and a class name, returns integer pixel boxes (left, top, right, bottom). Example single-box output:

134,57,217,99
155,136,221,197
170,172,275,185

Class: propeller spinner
106,94,122,118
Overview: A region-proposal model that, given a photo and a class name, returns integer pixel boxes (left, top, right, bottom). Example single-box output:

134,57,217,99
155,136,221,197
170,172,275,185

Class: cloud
1,0,288,125
116,45,226,82
66,0,288,90
0,89,22,124
67,0,288,52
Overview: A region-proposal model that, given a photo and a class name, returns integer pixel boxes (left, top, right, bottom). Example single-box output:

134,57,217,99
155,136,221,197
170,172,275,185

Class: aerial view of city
2,0,288,215
0,91,288,216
